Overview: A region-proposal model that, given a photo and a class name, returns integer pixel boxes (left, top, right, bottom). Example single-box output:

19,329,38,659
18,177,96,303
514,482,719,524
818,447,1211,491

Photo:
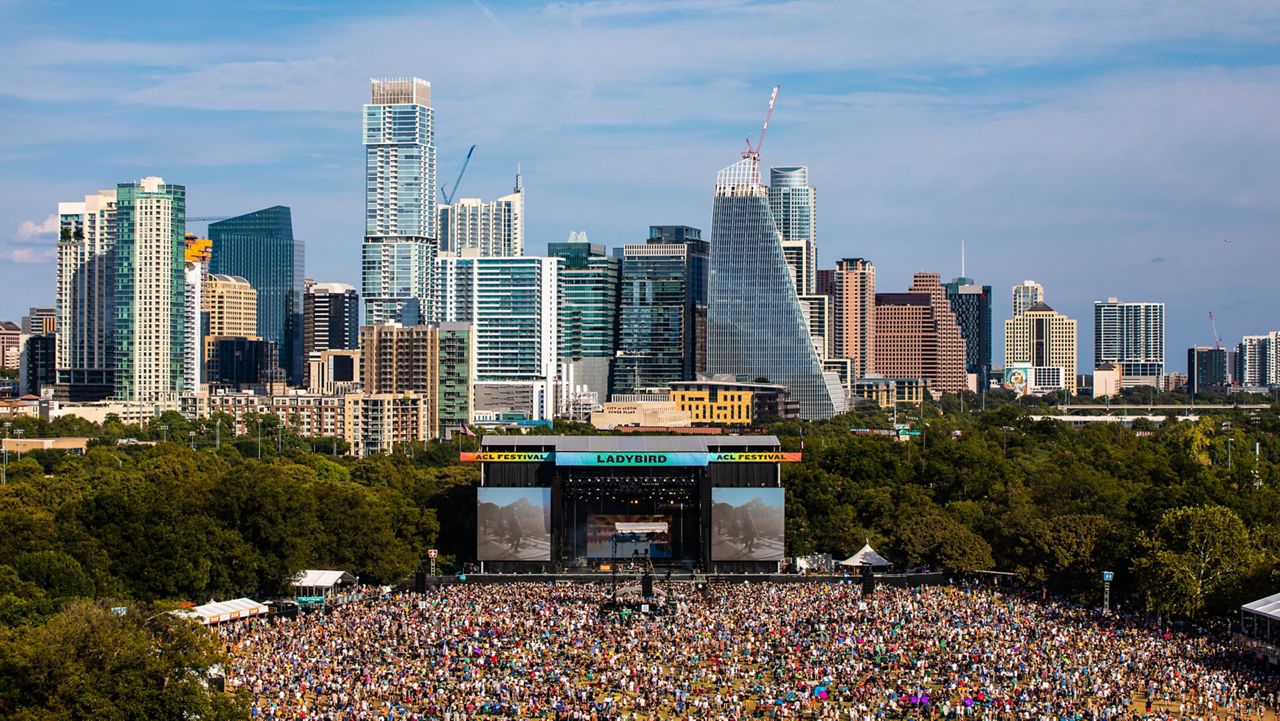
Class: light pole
13,429,22,459
1228,437,1233,470
188,431,195,450
160,424,169,443
256,416,262,459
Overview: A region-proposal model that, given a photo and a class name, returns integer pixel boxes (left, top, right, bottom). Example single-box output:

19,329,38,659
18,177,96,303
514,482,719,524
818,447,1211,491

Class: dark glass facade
1187,346,1228,394
942,276,993,377
611,226,707,397
209,207,304,384
207,338,283,391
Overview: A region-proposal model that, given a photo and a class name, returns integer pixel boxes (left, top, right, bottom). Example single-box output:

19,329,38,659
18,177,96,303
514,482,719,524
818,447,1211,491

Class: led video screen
585,515,671,559
710,487,785,562
477,487,551,561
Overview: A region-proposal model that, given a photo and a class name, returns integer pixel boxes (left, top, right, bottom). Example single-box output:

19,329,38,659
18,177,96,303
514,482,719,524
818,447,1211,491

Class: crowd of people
220,582,1277,720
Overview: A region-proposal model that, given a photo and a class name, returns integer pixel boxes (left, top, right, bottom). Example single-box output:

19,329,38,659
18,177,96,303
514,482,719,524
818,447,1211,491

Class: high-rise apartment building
832,258,876,379
19,333,56,397
209,206,303,384
768,166,816,295
943,276,992,379
21,307,56,335
358,321,472,435
1012,280,1045,318
204,275,257,339
1004,302,1078,395
1236,333,1279,387
549,234,619,405
113,177,187,403
1187,346,1228,394
440,172,524,257
0,323,20,370
362,77,438,326
872,273,967,394
304,282,360,384
438,256,558,420
708,157,842,420
56,188,117,401
612,226,708,397
182,235,212,394
1093,298,1165,387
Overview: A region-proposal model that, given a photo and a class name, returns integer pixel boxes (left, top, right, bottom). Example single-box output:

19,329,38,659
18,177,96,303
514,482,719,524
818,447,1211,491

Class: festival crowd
220,583,1278,720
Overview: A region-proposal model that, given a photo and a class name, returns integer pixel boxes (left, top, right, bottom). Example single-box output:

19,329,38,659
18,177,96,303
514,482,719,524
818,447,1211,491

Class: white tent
838,543,893,568
173,597,267,625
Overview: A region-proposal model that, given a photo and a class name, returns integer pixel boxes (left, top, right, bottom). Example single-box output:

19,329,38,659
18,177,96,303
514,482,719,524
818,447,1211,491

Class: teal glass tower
549,235,620,402
708,158,839,420
209,206,304,384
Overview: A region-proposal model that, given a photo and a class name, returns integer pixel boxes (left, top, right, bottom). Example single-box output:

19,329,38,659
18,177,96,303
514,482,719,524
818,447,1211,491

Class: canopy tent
293,569,358,606
838,543,893,568
1241,591,1280,659
1243,591,1280,623
173,597,267,625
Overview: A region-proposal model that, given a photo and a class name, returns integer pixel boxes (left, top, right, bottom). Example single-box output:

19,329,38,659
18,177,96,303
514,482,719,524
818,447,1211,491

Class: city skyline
1,1,1279,369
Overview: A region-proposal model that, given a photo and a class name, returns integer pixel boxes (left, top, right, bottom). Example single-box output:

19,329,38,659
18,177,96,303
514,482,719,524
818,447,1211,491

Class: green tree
1134,505,1257,616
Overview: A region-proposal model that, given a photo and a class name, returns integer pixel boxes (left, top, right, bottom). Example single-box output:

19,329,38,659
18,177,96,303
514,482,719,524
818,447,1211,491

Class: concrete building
307,349,362,396
708,157,842,419
832,258,876,379
1012,280,1045,318
550,234,619,411
768,166,816,295
612,226,707,398
872,273,966,394
1187,346,1229,395
1235,334,1278,387
1004,302,1078,395
182,236,210,394
204,274,258,376
591,401,692,430
438,256,557,421
850,375,929,408
0,322,20,369
359,321,472,436
56,187,118,401
209,207,303,383
1094,298,1165,388
21,307,56,335
113,177,187,403
669,377,798,421
797,293,832,360
1092,363,1123,398
344,392,432,456
303,282,360,386
439,171,523,257
362,77,438,326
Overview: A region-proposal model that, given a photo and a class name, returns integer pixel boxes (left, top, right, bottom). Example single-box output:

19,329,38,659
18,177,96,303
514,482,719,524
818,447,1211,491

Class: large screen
585,515,671,559
477,487,552,561
711,487,785,562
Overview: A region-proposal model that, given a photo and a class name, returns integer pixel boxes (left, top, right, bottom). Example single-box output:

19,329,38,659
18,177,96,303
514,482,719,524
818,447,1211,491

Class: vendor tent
838,543,893,568
294,569,357,605
173,597,267,625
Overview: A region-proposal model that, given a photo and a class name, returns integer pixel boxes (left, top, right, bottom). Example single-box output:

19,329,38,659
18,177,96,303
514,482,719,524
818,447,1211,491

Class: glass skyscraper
611,226,707,397
209,206,304,384
362,77,438,325
709,158,840,420
943,276,993,379
768,166,816,295
549,235,619,403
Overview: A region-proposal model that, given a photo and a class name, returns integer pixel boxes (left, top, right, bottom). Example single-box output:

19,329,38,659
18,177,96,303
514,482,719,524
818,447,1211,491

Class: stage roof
482,436,781,452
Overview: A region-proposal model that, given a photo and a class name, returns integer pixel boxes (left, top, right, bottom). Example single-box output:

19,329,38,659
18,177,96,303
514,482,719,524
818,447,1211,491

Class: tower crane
439,144,476,205
1209,311,1224,350
740,85,780,181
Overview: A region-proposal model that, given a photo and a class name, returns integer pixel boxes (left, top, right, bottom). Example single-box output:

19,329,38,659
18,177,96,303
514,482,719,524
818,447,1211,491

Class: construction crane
188,216,230,223
739,85,779,183
439,144,476,205
1209,312,1224,350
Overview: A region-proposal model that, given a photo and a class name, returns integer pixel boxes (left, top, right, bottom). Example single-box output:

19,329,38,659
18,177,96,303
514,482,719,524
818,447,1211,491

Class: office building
0,322,19,369
19,332,56,397
708,157,842,420
872,273,967,394
113,177,187,403
768,166,816,295
307,349,361,396
440,171,524,257
206,338,284,393
1004,302,1078,395
55,187,117,401
669,377,799,421
203,274,258,370
943,276,992,381
304,282,360,384
832,258,876,378
1093,363,1123,399
1012,280,1045,318
612,226,708,397
1187,346,1229,395
550,234,619,406
21,307,56,335
362,77,438,326
209,206,303,384
439,256,558,420
1094,298,1165,387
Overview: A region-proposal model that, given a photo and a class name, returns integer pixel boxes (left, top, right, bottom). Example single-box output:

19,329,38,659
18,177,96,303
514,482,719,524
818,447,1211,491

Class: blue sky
2,0,1279,370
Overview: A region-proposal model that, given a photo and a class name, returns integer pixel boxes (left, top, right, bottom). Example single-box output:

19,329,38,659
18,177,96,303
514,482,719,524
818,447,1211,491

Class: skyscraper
1187,346,1228,394
549,234,619,405
438,256,559,420
1012,280,1045,318
1004,302,1078,395
209,206,303,384
1093,298,1165,387
113,177,187,403
832,258,876,378
21,307,56,335
304,282,360,384
362,77,438,326
769,166,816,295
440,171,524,257
943,276,992,380
708,158,841,420
56,188,117,401
872,273,967,394
612,226,707,397
182,237,209,395
1235,333,1279,387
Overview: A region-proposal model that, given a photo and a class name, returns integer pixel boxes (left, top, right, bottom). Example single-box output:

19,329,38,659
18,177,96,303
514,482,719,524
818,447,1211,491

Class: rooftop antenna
515,163,523,193
961,239,966,279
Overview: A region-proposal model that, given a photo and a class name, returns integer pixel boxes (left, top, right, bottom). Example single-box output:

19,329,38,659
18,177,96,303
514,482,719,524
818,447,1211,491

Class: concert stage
465,435,798,573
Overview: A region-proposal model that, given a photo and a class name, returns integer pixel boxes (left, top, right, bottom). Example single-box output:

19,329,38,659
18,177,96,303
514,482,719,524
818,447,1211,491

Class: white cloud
15,214,56,241
1,246,55,264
